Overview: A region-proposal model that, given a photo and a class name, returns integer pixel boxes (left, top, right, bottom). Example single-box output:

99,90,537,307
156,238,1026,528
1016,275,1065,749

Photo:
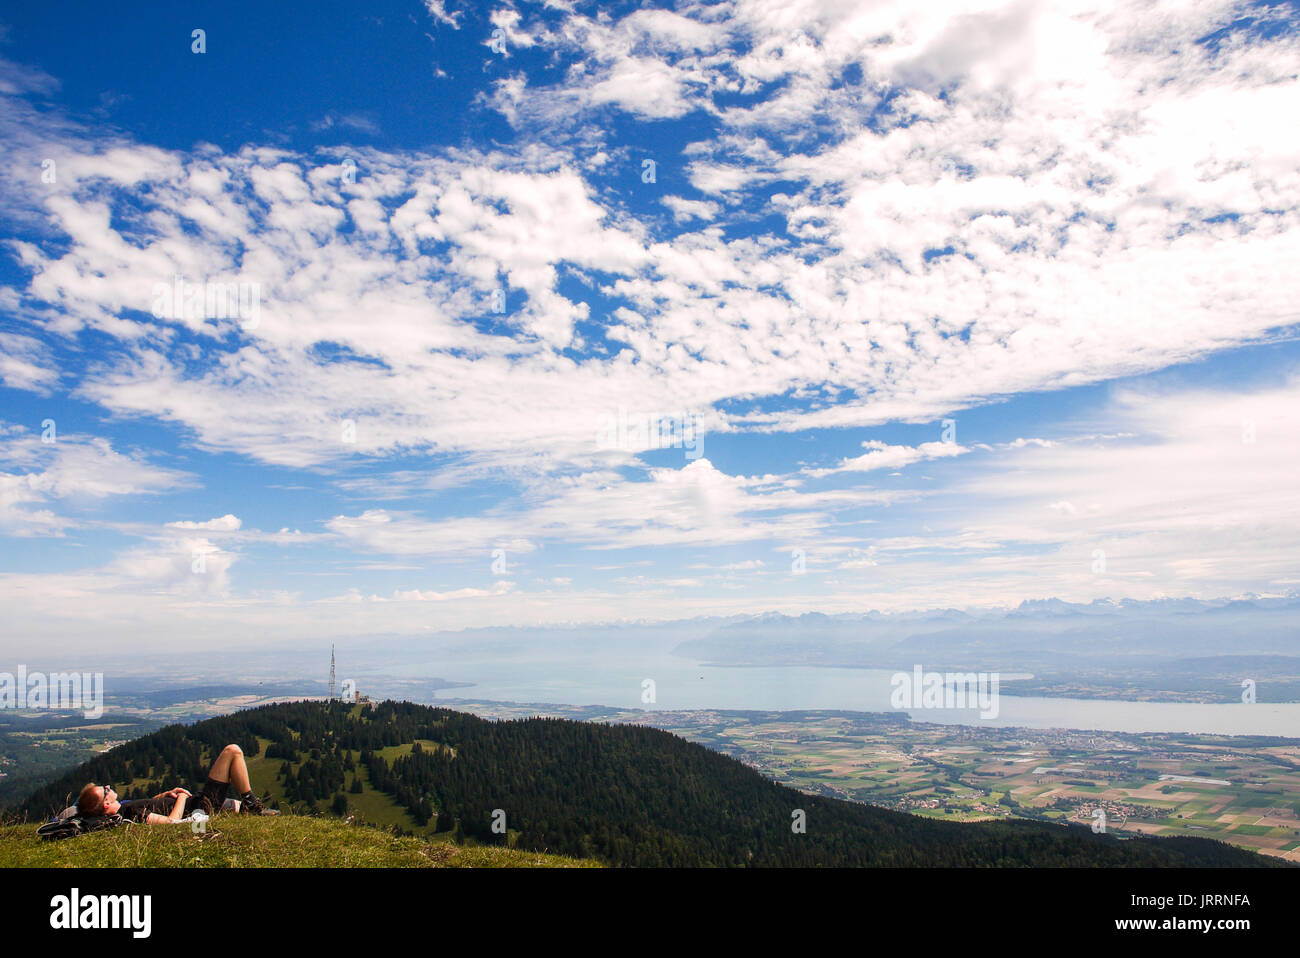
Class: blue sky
0,0,1298,655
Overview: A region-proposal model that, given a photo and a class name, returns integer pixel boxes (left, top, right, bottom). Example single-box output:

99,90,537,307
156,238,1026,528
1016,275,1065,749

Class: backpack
36,805,127,841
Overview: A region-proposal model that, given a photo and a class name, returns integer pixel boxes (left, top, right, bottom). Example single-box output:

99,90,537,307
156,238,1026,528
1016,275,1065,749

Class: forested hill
16,701,1279,867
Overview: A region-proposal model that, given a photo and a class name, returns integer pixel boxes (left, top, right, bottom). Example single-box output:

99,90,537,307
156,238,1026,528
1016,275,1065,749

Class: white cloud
108,537,236,595
165,514,242,532
384,581,514,601
836,378,1300,604
804,439,968,478
325,508,539,558
0,427,192,535
0,377,1293,649
325,458,859,557
0,331,58,393
487,7,539,52
661,195,721,224
423,1,463,29
588,57,696,118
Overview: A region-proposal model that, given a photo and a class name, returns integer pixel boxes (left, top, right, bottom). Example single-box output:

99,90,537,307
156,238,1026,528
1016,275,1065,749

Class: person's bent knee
224,744,242,756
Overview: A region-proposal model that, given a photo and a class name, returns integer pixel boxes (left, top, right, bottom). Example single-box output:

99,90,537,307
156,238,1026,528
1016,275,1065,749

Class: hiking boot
239,794,278,815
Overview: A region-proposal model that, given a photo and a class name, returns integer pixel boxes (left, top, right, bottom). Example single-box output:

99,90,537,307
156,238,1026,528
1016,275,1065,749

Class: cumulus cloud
165,514,242,532
0,426,192,535
108,537,237,595
803,440,968,478
661,195,721,223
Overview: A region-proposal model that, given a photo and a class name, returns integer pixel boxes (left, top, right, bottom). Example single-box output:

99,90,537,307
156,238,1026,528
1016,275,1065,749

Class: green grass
336,759,435,834
373,740,446,762
0,816,599,868
1229,825,1273,837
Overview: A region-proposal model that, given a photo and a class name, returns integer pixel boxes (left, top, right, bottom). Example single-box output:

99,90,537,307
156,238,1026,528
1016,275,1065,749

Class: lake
375,652,1300,738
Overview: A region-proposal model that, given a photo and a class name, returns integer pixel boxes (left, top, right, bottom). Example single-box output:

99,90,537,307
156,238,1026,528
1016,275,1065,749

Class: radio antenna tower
328,644,337,701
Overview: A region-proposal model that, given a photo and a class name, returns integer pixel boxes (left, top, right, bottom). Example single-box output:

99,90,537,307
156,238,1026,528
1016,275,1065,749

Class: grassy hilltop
0,815,595,868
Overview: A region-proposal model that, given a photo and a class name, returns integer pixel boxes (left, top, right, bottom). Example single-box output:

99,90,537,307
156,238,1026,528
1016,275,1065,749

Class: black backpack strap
37,818,83,840
82,813,126,833
36,813,126,840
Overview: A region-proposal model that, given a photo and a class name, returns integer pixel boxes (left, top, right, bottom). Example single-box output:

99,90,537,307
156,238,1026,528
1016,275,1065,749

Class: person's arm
143,794,188,824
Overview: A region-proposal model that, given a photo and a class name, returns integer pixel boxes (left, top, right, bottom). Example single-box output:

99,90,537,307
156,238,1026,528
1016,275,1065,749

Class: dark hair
77,783,106,816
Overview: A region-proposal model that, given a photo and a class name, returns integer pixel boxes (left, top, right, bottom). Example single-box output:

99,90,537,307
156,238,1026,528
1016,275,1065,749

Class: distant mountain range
673,595,1300,702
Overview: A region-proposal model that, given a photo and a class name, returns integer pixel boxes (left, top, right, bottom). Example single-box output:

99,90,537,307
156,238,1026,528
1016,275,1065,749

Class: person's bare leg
205,744,252,794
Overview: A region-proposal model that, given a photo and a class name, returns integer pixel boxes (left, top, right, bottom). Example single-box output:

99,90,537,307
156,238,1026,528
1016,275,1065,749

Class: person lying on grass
76,744,278,823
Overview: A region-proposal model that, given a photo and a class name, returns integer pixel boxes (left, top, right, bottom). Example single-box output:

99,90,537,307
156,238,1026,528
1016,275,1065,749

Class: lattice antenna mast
328,644,337,700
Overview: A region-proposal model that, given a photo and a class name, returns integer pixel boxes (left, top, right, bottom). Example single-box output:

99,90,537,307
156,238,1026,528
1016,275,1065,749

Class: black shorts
183,779,229,816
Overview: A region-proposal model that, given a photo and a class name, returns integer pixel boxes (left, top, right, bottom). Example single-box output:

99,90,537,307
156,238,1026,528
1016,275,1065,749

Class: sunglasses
100,784,116,799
